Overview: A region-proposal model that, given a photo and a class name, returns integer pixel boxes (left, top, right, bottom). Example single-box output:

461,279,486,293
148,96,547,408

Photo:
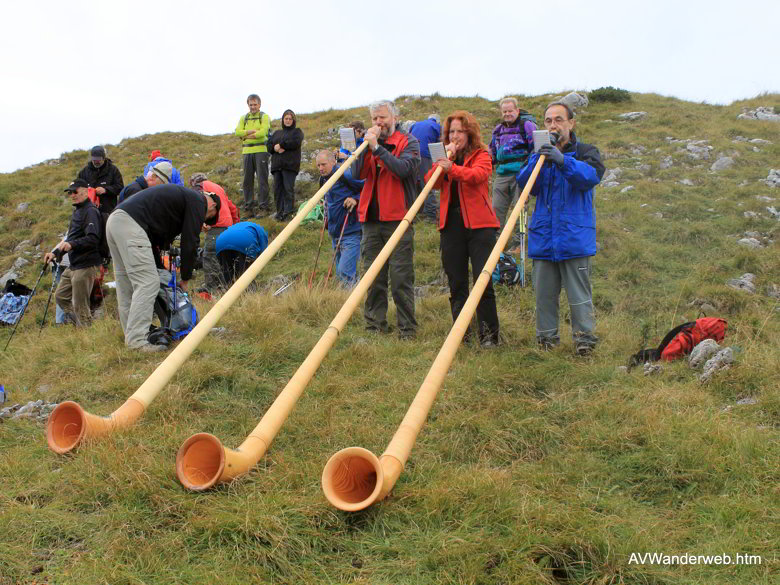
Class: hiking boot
399,330,417,341
366,324,393,334
139,343,167,353
538,339,558,351
576,343,594,357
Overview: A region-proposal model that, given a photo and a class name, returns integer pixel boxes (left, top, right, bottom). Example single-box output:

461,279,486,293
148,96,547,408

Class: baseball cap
64,178,89,193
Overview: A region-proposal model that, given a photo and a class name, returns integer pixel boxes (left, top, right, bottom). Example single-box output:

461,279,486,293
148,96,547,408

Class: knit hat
148,150,162,162
150,161,173,184
189,172,208,188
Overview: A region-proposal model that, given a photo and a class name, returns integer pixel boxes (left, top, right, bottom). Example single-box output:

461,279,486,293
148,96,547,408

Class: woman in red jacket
425,110,500,347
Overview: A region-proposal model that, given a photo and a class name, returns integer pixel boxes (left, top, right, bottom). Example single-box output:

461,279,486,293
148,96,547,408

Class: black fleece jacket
77,158,125,213
65,199,102,270
116,184,207,280
267,115,304,173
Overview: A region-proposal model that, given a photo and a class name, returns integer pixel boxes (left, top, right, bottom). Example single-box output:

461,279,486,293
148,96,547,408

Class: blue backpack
150,268,198,345
492,253,521,286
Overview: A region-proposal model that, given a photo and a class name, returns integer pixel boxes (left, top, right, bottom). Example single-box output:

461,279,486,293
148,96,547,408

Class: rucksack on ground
492,253,521,286
149,269,198,343
630,317,728,366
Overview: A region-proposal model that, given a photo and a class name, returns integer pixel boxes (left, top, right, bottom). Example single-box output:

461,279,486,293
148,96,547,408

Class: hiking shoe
575,343,594,357
538,339,557,351
399,331,417,341
139,343,167,353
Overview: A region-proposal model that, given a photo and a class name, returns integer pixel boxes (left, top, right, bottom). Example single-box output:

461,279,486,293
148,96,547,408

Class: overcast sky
1,0,777,173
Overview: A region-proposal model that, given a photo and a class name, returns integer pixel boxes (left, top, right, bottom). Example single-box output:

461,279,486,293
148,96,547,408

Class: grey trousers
491,173,524,248
106,210,159,348
202,226,226,291
54,265,99,326
361,221,417,335
532,257,598,347
242,152,270,211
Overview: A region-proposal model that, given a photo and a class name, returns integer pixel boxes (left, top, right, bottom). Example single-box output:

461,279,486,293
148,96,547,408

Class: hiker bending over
267,109,304,222
77,146,124,214
43,179,102,326
118,161,173,203
426,111,500,347
353,100,420,339
516,101,605,355
106,184,220,351
142,152,182,185
316,149,363,286
235,94,272,217
190,173,240,294
215,222,269,287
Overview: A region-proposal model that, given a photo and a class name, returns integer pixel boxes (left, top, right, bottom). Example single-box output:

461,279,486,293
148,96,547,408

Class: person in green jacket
235,94,272,217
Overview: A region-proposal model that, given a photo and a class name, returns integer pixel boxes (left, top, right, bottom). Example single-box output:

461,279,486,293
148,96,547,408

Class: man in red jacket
190,173,240,293
353,100,421,339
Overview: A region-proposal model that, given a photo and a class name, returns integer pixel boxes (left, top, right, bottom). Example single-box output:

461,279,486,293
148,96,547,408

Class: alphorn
175,160,448,490
45,141,369,455
321,154,547,511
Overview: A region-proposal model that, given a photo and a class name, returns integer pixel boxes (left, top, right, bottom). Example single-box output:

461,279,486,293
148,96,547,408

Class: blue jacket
516,133,605,262
321,164,362,239
142,158,183,185
409,119,442,159
215,222,269,259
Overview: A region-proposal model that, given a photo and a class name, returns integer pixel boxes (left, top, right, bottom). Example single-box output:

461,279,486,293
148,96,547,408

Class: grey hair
368,100,399,117
247,94,261,103
545,101,575,120
499,96,518,108
316,149,337,161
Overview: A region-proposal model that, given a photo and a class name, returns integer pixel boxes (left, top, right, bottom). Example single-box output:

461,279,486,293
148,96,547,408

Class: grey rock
732,136,748,142
737,237,762,249
743,211,760,218
0,271,20,288
652,212,664,219
635,163,651,173
16,202,29,212
767,206,780,219
763,169,780,188
660,156,674,169
213,165,230,175
561,92,588,111
400,120,415,132
618,111,647,121
711,157,735,172
296,171,314,183
689,339,720,369
616,366,629,374
620,186,634,193
678,179,695,186
726,273,756,294
737,106,780,121
13,240,31,252
736,397,758,406
700,303,717,314
643,362,663,376
756,195,776,202
686,143,712,160
700,347,734,382
602,181,620,188
766,284,780,299
13,257,29,270
602,168,622,183
629,145,647,156
749,138,772,145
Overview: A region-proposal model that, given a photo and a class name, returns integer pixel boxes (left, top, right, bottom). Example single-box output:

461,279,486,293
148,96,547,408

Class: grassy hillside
0,92,778,585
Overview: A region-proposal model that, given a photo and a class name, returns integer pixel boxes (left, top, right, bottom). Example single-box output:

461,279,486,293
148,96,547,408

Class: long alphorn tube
322,154,547,511
175,164,447,490
45,142,370,455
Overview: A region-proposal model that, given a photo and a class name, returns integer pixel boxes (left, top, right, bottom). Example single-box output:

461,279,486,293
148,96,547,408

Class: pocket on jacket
558,219,596,257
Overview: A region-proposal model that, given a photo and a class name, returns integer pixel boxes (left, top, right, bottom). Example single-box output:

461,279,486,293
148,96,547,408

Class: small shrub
589,86,632,103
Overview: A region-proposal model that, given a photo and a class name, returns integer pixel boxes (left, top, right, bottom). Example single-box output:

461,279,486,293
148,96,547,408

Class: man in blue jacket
215,222,269,287
409,114,442,222
516,102,605,355
316,150,363,285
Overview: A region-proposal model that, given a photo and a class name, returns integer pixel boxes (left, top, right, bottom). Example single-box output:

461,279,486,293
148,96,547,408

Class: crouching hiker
106,184,220,351
215,222,269,288
43,179,102,326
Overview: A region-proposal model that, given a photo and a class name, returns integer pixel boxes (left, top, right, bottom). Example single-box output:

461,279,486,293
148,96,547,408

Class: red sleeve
424,163,445,189
228,198,240,224
448,150,492,185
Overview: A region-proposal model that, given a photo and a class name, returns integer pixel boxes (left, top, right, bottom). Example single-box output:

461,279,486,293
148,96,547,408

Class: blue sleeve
561,155,601,191
342,168,364,193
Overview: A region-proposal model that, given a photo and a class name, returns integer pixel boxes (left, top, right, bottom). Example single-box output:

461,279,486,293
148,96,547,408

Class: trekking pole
3,263,48,351
308,212,328,289
324,212,351,288
39,260,61,334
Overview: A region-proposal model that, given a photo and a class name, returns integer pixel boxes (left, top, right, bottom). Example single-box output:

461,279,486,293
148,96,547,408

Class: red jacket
202,180,239,228
426,148,499,230
356,130,419,222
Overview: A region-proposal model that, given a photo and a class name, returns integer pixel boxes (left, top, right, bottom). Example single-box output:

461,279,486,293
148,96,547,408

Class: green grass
1,92,778,585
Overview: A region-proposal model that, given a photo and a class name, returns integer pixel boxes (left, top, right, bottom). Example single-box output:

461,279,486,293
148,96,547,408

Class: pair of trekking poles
3,255,62,351
308,208,353,290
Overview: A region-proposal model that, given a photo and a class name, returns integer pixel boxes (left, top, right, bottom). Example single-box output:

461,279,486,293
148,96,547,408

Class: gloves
539,144,564,167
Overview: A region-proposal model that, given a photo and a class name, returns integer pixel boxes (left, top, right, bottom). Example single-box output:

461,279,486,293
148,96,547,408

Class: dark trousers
272,169,297,218
217,250,251,287
202,226,226,291
440,208,499,344
361,221,417,335
242,152,270,211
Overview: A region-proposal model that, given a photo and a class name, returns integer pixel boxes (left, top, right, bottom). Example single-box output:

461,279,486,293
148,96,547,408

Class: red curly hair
442,110,486,156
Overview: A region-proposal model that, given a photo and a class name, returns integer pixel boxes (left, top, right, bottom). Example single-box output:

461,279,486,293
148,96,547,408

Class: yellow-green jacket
235,111,271,154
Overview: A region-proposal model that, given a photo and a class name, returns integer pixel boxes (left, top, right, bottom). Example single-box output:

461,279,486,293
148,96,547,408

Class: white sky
1,0,777,173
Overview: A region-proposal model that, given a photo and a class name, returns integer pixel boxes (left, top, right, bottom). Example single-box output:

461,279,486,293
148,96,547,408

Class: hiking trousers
242,152,270,212
106,210,159,348
532,257,598,348
272,169,297,218
54,265,99,326
361,221,417,336
492,174,524,248
202,226,227,291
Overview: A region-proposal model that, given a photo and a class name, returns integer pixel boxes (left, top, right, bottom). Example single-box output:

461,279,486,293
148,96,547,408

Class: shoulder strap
656,322,695,356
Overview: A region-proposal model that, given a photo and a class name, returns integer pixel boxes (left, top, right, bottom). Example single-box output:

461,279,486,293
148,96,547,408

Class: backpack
629,317,728,366
149,268,198,344
492,253,521,286
299,201,324,224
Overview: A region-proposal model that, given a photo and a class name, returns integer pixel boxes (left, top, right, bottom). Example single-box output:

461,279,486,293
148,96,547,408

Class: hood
281,109,297,129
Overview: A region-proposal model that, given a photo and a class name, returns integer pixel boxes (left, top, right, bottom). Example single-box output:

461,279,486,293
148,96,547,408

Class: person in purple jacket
489,97,537,252
409,114,442,222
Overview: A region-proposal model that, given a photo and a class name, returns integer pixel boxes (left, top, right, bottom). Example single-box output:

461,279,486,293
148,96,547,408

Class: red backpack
630,318,728,366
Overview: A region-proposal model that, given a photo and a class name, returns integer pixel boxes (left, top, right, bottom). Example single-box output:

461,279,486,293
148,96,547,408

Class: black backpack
148,269,198,345
491,253,521,286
